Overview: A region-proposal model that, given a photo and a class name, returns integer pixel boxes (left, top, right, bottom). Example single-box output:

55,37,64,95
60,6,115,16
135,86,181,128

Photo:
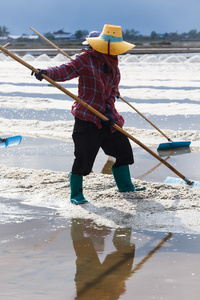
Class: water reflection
71,218,135,299
70,218,172,299
101,156,115,174
157,146,191,157
100,146,193,182
137,156,170,180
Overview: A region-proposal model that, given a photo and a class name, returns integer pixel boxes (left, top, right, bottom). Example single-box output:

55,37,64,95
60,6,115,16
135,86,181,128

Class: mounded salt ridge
5,53,21,61
142,55,159,63
164,55,182,63
35,54,51,61
139,54,149,61
0,53,6,61
187,55,200,63
23,54,35,61
121,55,140,62
177,55,187,62
119,54,131,61
158,54,169,61
53,53,70,62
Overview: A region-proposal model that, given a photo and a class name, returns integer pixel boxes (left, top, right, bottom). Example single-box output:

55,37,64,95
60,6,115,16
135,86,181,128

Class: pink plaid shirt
46,49,124,129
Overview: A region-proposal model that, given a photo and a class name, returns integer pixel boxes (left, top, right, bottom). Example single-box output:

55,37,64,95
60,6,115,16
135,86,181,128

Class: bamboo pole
0,45,194,185
3,42,10,48
117,94,171,141
30,27,72,60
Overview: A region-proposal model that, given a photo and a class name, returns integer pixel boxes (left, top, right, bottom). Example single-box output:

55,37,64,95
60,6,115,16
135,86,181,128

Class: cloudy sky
1,0,200,36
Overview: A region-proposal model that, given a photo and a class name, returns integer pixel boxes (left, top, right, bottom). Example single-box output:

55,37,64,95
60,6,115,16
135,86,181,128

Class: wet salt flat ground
1,54,200,299
1,203,200,300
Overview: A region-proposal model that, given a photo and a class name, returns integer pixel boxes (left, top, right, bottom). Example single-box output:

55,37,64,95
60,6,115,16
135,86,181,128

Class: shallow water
1,197,200,300
1,136,199,183
0,107,199,130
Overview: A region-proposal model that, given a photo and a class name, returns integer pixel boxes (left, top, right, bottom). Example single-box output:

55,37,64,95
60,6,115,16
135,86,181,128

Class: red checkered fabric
46,48,124,129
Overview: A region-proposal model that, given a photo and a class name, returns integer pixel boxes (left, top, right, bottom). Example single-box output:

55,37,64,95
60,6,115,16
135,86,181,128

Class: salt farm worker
32,24,145,205
82,30,100,46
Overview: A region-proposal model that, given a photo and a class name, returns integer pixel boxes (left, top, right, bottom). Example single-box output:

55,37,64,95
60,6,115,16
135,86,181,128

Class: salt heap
23,54,35,61
164,55,182,63
158,54,169,61
177,55,187,62
121,55,140,62
35,54,51,61
187,55,200,63
142,55,159,63
0,53,6,61
5,53,20,61
53,53,70,62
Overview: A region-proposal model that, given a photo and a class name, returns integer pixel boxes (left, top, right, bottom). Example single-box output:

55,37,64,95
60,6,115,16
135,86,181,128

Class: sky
1,0,200,36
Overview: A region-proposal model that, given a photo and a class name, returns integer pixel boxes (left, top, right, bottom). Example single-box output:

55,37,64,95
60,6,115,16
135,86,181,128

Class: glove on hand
102,109,115,126
31,69,47,81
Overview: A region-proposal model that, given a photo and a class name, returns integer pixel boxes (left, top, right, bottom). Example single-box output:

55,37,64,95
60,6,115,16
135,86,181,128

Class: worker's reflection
71,218,135,299
101,156,115,174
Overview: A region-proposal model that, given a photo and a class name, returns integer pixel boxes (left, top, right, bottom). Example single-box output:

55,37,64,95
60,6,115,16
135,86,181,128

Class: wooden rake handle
3,43,10,48
30,27,72,60
118,95,171,141
0,45,192,185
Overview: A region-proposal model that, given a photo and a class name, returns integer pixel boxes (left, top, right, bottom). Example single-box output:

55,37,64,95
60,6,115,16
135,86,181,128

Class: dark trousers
72,118,134,176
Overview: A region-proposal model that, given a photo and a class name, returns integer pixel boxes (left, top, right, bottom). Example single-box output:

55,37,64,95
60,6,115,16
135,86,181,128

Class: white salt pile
23,54,35,61
121,55,140,62
187,55,200,63
54,53,70,62
35,53,51,61
142,55,159,63
0,53,6,61
164,55,182,63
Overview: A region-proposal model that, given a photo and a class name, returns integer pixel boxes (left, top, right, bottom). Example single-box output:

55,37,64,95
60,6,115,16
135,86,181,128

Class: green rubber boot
69,172,88,205
111,165,146,192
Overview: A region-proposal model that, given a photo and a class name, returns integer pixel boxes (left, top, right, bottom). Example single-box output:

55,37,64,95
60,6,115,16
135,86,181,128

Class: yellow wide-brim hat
86,24,135,55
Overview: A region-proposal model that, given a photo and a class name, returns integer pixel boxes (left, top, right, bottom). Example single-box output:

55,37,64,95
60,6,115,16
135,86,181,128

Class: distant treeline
123,29,200,42
0,26,9,37
43,28,200,42
2,25,200,42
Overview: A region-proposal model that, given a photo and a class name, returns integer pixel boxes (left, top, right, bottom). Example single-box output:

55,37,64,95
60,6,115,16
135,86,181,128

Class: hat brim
86,37,135,55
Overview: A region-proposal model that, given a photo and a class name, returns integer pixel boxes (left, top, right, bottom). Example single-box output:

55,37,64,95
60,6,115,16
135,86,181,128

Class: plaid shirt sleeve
46,52,124,129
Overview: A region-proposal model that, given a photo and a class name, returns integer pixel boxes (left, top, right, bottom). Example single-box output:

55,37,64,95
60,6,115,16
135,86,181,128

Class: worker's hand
31,69,47,81
102,109,115,126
